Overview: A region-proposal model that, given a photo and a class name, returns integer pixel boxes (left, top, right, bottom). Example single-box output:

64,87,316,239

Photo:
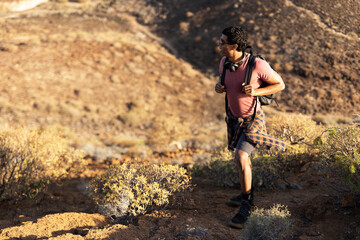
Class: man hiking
215,26,286,228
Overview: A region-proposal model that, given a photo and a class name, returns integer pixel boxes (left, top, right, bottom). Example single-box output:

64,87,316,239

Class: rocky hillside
0,1,225,154
1,0,359,152
115,0,360,119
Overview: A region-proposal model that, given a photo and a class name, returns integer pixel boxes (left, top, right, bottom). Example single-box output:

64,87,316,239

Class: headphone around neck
224,54,247,72
224,60,240,72
224,47,250,72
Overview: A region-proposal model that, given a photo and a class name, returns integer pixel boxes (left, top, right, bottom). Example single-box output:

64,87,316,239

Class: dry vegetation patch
318,126,360,194
240,204,293,240
0,127,85,200
89,160,192,220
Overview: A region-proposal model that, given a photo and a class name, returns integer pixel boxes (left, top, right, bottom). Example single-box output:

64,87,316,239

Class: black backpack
244,54,276,106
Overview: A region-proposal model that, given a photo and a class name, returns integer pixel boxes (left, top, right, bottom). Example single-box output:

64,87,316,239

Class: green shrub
318,126,360,194
0,127,85,200
89,161,192,218
240,204,293,240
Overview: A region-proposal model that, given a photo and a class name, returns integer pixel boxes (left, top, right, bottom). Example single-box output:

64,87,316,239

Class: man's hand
215,82,226,93
243,84,256,96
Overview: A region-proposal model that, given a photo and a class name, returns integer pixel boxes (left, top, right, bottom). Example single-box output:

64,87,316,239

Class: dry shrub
105,136,145,148
0,127,85,200
89,160,192,219
318,126,360,194
192,147,286,189
193,113,326,189
147,115,191,151
72,0,89,3
0,43,19,52
251,153,286,189
118,103,148,128
267,113,324,147
192,147,238,186
240,204,293,240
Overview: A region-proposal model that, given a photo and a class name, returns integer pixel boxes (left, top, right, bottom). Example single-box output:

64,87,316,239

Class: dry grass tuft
240,204,293,240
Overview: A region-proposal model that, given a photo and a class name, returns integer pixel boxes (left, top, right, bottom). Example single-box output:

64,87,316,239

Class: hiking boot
229,199,252,229
227,189,254,207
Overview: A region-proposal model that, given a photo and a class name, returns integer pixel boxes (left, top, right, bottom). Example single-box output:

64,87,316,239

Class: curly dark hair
222,26,248,52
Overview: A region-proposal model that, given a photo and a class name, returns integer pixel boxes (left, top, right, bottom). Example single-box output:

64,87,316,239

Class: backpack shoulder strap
220,57,228,86
244,54,259,124
244,55,256,86
219,57,230,117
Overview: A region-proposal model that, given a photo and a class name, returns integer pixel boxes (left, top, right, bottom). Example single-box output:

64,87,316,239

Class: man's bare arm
244,71,285,96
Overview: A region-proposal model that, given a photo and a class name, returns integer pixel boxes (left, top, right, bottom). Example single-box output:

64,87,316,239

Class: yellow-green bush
240,204,293,240
318,126,360,194
0,127,85,200
89,161,192,218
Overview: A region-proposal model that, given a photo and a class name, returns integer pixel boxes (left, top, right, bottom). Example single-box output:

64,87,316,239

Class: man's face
219,34,235,57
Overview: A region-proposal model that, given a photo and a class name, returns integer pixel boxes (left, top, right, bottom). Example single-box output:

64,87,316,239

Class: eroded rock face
0,0,48,12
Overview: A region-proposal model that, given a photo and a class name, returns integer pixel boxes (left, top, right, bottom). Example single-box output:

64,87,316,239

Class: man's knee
235,150,250,169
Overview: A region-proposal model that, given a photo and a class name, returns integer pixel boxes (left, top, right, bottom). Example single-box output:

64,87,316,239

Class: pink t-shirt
219,53,274,118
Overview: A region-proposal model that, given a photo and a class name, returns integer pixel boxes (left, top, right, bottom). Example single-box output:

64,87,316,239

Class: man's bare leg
229,149,253,228
234,149,252,194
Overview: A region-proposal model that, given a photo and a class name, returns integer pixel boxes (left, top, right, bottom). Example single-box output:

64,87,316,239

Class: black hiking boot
227,188,254,207
229,199,252,229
